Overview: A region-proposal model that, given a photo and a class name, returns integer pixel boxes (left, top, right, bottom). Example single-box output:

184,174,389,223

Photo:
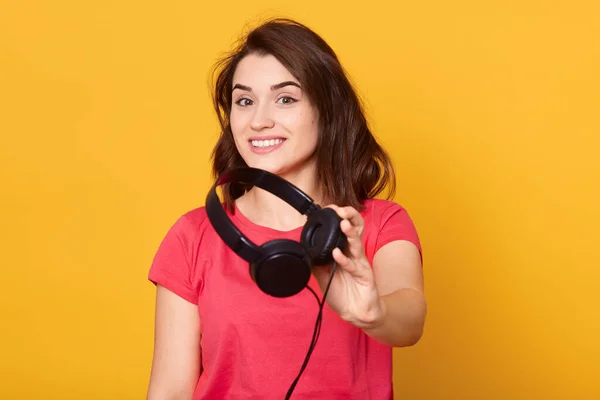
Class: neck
235,167,323,231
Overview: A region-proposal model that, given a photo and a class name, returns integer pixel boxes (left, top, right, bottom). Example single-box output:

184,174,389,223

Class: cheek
229,110,247,139
302,115,319,145
285,109,319,140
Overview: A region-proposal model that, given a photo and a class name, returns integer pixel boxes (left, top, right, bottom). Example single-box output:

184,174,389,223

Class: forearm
362,288,427,347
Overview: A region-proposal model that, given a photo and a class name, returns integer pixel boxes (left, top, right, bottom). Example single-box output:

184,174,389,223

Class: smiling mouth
250,138,286,148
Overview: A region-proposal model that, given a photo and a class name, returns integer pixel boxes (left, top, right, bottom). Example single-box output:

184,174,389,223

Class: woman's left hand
311,205,386,330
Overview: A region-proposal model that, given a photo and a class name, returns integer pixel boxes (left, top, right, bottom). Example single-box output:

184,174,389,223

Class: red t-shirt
148,198,422,399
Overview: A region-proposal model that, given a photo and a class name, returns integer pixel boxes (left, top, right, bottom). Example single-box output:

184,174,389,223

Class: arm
362,239,427,347
147,285,202,400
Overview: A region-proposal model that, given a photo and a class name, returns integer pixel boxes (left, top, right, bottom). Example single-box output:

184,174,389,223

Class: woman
147,18,426,400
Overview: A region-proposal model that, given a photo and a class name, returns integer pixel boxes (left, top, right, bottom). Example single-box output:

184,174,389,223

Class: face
229,53,319,181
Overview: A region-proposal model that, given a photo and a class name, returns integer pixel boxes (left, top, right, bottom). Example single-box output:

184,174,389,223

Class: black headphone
205,167,347,298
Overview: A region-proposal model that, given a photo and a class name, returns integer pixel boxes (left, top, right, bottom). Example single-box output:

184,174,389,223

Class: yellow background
1,1,599,399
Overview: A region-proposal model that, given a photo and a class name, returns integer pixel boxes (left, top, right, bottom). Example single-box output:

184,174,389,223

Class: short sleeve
373,203,422,259
148,214,199,305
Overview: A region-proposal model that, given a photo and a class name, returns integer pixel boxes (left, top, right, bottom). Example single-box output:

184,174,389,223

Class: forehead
233,53,299,86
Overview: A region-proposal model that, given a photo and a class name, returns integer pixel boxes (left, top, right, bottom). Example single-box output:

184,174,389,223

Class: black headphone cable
284,261,338,399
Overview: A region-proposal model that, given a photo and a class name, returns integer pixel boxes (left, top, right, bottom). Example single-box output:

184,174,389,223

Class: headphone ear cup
250,239,312,298
301,208,348,266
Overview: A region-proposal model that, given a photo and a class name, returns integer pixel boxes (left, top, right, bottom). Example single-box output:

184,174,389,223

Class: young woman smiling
147,18,426,400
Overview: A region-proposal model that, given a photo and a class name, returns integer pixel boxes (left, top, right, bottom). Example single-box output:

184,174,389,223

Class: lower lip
248,140,286,155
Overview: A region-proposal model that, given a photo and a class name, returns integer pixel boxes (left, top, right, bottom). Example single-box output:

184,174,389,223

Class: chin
245,159,290,176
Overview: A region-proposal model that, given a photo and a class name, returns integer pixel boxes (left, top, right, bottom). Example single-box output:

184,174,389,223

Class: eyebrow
232,81,302,92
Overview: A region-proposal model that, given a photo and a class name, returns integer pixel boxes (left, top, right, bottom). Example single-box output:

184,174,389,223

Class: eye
235,98,253,107
277,96,297,105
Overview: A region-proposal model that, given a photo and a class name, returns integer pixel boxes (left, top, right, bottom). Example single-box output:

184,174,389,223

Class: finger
324,204,342,216
325,205,364,238
332,248,371,283
339,219,364,259
325,204,357,224
325,205,365,257
332,247,360,275
335,206,364,232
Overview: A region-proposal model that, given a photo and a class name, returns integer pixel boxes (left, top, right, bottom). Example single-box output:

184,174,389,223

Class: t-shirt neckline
229,200,304,239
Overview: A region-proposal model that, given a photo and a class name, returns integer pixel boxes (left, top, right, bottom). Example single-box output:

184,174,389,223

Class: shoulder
148,206,215,304
157,206,216,250
360,198,422,258
178,206,211,231
360,198,413,224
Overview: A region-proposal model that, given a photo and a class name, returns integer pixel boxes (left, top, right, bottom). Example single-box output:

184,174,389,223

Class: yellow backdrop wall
1,1,599,399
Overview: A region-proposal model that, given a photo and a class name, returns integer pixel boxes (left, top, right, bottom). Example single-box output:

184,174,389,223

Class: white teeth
251,138,284,148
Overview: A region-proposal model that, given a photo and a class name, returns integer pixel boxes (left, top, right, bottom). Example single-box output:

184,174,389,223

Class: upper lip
248,136,287,141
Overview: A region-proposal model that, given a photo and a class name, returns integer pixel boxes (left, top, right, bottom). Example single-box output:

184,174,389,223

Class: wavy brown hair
210,18,396,212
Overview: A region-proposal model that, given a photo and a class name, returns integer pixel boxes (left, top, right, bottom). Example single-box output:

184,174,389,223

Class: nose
249,103,275,131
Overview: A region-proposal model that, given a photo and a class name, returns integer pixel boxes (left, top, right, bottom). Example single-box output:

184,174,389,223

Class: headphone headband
205,167,321,263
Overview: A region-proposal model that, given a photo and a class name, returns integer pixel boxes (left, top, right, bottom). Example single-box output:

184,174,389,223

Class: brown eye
235,98,253,106
277,96,297,104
